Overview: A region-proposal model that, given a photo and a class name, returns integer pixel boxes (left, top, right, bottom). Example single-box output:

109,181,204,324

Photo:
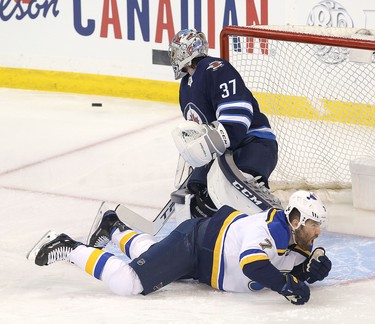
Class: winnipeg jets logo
207,60,224,71
188,111,200,123
184,102,207,124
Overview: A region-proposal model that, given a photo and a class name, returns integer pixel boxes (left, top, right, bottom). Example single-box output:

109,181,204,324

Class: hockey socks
69,245,113,280
111,228,157,260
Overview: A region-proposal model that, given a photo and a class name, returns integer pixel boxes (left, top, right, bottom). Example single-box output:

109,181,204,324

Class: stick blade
115,204,160,235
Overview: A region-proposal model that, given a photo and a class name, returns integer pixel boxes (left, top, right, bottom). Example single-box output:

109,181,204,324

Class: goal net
220,25,375,191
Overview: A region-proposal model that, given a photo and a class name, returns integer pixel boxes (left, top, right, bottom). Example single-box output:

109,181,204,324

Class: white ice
0,88,375,324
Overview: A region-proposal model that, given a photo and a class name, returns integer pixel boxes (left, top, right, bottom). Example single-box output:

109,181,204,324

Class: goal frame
219,25,375,193
220,25,375,59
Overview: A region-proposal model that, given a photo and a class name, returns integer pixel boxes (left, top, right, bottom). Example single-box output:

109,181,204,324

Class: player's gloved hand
172,121,230,167
279,273,310,305
303,247,332,283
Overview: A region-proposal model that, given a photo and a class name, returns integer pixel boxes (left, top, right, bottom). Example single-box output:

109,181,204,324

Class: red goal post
220,25,375,58
220,25,375,191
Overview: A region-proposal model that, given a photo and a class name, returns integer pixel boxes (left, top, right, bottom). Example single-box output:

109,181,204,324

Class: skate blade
86,201,110,245
26,230,57,261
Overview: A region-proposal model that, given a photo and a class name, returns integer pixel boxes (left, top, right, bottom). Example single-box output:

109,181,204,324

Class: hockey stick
115,173,192,235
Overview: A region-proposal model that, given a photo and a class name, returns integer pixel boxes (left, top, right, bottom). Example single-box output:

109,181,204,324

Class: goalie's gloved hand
189,184,217,218
303,247,332,283
279,273,310,305
172,121,230,167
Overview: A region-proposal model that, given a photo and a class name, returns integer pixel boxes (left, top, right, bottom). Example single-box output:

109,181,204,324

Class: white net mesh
222,25,375,190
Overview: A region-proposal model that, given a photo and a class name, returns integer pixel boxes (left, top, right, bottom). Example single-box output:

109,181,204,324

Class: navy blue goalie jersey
179,56,276,149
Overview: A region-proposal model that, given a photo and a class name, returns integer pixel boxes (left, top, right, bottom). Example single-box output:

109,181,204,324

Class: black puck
92,103,102,107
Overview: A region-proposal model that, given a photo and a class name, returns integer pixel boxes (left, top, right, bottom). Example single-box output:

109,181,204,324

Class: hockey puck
92,103,102,107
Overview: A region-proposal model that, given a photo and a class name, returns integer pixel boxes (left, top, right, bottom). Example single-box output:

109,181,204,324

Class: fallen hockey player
27,190,332,305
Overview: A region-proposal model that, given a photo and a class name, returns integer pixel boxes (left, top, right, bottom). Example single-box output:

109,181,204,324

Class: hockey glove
279,273,310,305
303,247,332,283
172,121,230,167
189,186,218,218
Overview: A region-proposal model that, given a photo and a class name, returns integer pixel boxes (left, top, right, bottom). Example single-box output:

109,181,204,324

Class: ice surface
0,89,374,324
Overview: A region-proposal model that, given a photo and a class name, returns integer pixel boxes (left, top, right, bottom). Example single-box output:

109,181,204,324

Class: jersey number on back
259,238,273,250
219,79,236,98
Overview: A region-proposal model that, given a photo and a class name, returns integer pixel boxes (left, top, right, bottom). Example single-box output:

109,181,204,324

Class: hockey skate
26,230,80,266
87,202,130,248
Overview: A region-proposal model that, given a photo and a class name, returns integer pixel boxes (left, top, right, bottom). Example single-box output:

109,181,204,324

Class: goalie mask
168,28,208,80
285,191,328,229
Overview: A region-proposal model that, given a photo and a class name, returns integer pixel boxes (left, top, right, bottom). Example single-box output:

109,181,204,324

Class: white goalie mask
168,28,208,80
285,191,328,229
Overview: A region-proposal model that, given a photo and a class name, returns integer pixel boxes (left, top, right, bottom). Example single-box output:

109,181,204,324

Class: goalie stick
114,173,192,235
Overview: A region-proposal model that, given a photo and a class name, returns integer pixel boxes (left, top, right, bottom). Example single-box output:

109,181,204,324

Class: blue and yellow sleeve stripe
85,249,114,280
239,249,269,269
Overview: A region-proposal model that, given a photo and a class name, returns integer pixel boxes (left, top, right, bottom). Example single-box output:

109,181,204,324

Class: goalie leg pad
174,155,194,189
207,152,283,215
171,189,194,225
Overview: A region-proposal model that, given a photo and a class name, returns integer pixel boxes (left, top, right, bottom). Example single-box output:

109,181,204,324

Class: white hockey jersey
198,205,310,292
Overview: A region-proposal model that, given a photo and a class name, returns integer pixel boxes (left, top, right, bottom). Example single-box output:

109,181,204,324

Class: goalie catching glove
172,121,230,168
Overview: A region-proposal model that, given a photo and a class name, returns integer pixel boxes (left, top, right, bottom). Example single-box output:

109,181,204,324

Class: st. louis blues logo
307,193,317,200
207,60,224,71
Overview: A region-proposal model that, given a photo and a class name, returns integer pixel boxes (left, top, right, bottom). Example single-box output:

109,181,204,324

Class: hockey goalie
168,28,281,224
116,28,281,233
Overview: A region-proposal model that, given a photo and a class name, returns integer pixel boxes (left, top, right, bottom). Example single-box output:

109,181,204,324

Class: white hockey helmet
168,28,208,80
285,190,328,229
